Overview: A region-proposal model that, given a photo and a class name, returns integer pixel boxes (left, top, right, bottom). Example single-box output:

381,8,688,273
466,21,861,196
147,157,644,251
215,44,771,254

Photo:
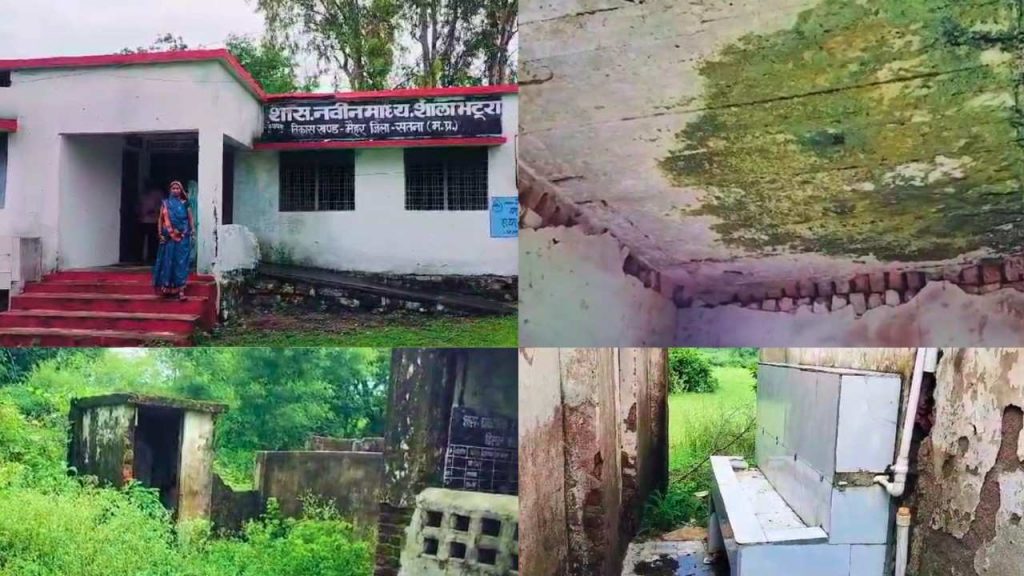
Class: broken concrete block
765,286,784,299
885,290,900,306
762,299,779,312
831,295,848,311
778,298,795,313
850,292,867,316
744,302,761,310
834,279,851,295
1005,258,1024,282
782,281,801,298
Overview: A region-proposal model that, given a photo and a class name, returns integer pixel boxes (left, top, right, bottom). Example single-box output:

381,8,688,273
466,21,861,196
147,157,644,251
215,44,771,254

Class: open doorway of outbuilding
132,405,184,515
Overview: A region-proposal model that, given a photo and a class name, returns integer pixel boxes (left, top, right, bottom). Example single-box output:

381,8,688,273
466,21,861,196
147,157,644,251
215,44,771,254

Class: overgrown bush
668,349,718,393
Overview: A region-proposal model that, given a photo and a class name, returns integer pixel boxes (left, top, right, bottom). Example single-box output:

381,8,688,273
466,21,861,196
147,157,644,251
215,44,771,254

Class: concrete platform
621,540,723,576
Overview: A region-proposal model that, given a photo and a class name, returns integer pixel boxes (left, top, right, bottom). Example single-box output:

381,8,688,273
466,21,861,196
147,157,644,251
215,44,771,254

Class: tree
226,34,317,93
254,0,401,90
659,0,1022,261
120,33,313,93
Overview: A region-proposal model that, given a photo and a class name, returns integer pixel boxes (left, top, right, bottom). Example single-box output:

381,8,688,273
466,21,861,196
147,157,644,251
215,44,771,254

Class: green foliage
225,35,317,93
668,349,718,394
255,0,402,90
660,0,1022,261
642,366,756,535
0,350,379,576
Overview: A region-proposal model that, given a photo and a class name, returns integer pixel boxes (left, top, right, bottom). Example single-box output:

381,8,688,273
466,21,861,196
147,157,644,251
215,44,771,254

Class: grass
642,365,756,535
200,314,517,347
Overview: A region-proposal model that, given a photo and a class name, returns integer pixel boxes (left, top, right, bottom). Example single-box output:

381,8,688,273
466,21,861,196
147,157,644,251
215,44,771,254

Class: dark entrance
133,406,184,514
119,133,199,265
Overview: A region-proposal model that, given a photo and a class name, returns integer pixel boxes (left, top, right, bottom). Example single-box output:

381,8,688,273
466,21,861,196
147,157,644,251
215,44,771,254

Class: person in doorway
153,180,194,300
137,181,163,264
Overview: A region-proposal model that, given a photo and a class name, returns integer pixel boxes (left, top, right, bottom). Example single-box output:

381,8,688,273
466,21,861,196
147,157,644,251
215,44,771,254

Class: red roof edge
253,136,507,151
0,50,518,103
0,118,17,133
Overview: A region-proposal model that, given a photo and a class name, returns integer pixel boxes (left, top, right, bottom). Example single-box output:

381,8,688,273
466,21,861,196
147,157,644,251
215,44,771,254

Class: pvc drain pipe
875,348,938,497
895,507,912,576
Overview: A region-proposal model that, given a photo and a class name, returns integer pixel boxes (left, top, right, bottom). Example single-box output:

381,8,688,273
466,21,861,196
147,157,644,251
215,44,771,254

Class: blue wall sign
490,197,518,238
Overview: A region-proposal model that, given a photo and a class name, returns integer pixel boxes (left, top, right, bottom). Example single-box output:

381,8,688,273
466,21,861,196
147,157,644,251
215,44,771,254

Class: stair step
0,327,190,347
44,270,215,283
11,293,209,319
0,310,199,334
24,280,216,298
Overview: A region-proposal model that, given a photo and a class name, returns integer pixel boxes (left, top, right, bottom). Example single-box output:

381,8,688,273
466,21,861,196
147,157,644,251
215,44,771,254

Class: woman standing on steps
153,180,195,301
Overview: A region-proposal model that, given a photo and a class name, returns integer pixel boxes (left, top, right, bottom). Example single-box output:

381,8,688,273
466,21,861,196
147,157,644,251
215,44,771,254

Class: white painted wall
519,226,678,346
234,94,519,276
0,62,263,273
58,135,123,269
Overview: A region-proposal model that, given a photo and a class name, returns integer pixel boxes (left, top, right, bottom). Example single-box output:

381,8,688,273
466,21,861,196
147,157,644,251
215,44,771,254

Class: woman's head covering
169,180,187,198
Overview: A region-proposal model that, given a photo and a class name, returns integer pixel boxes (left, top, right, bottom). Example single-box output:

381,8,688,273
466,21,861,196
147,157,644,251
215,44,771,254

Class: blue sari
153,197,192,291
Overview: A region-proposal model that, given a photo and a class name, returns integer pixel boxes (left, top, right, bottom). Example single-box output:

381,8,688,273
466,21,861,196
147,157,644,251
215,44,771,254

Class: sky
0,0,266,58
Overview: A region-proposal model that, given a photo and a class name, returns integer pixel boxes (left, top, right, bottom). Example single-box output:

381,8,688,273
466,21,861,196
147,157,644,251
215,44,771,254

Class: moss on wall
661,0,1023,261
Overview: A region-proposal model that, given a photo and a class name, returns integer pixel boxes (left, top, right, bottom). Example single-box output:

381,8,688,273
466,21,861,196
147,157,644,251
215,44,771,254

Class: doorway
119,133,199,265
133,406,185,515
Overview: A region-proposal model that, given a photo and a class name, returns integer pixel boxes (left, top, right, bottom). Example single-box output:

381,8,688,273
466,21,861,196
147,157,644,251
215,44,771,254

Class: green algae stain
660,0,1024,261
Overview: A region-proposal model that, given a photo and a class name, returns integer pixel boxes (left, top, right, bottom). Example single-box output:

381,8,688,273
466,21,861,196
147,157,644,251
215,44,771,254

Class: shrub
668,349,718,393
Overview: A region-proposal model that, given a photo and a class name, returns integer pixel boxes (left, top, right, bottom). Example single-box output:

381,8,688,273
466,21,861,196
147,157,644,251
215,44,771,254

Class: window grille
405,148,488,211
279,151,355,212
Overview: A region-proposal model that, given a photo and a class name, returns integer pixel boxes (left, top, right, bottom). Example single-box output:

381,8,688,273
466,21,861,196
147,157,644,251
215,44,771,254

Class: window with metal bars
279,151,355,212
405,148,489,211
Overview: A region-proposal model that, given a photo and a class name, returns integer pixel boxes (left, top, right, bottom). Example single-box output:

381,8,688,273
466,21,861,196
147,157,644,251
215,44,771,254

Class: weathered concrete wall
178,411,216,521
520,227,677,347
255,450,383,528
910,349,1024,576
519,348,669,576
307,436,385,453
69,404,136,487
210,473,260,533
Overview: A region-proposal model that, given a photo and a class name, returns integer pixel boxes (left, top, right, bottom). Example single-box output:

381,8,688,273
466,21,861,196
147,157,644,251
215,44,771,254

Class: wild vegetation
0,349,385,576
643,349,758,535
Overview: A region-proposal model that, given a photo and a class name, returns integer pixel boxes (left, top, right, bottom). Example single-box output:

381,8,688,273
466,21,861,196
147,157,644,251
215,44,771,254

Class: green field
643,364,757,535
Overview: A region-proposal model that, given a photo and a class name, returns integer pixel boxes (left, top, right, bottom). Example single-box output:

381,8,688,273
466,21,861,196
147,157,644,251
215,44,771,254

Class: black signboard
262,96,504,143
443,406,517,495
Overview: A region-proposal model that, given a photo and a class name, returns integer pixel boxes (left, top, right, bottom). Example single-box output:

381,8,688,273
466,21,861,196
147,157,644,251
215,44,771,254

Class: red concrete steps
0,267,218,346
0,327,190,347
0,310,199,334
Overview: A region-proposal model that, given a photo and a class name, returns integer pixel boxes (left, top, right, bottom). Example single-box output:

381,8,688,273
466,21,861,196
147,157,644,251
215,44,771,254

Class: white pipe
875,348,938,497
895,507,911,576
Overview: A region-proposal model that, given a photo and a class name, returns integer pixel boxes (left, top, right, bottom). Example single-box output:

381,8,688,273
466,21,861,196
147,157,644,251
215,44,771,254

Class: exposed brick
961,266,981,286
813,297,829,314
850,293,867,316
981,263,1003,285
1005,258,1024,282
869,273,886,293
906,272,926,291
782,281,801,298
885,290,900,306
852,274,871,293
887,272,905,291
831,295,848,311
737,286,766,305
778,298,795,313
816,280,834,298
867,293,884,310
798,279,817,298
979,283,1002,295
765,286,784,300
762,299,779,312
834,279,851,295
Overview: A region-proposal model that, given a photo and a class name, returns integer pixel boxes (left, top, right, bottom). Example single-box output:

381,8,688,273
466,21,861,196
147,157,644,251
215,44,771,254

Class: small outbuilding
68,393,227,520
